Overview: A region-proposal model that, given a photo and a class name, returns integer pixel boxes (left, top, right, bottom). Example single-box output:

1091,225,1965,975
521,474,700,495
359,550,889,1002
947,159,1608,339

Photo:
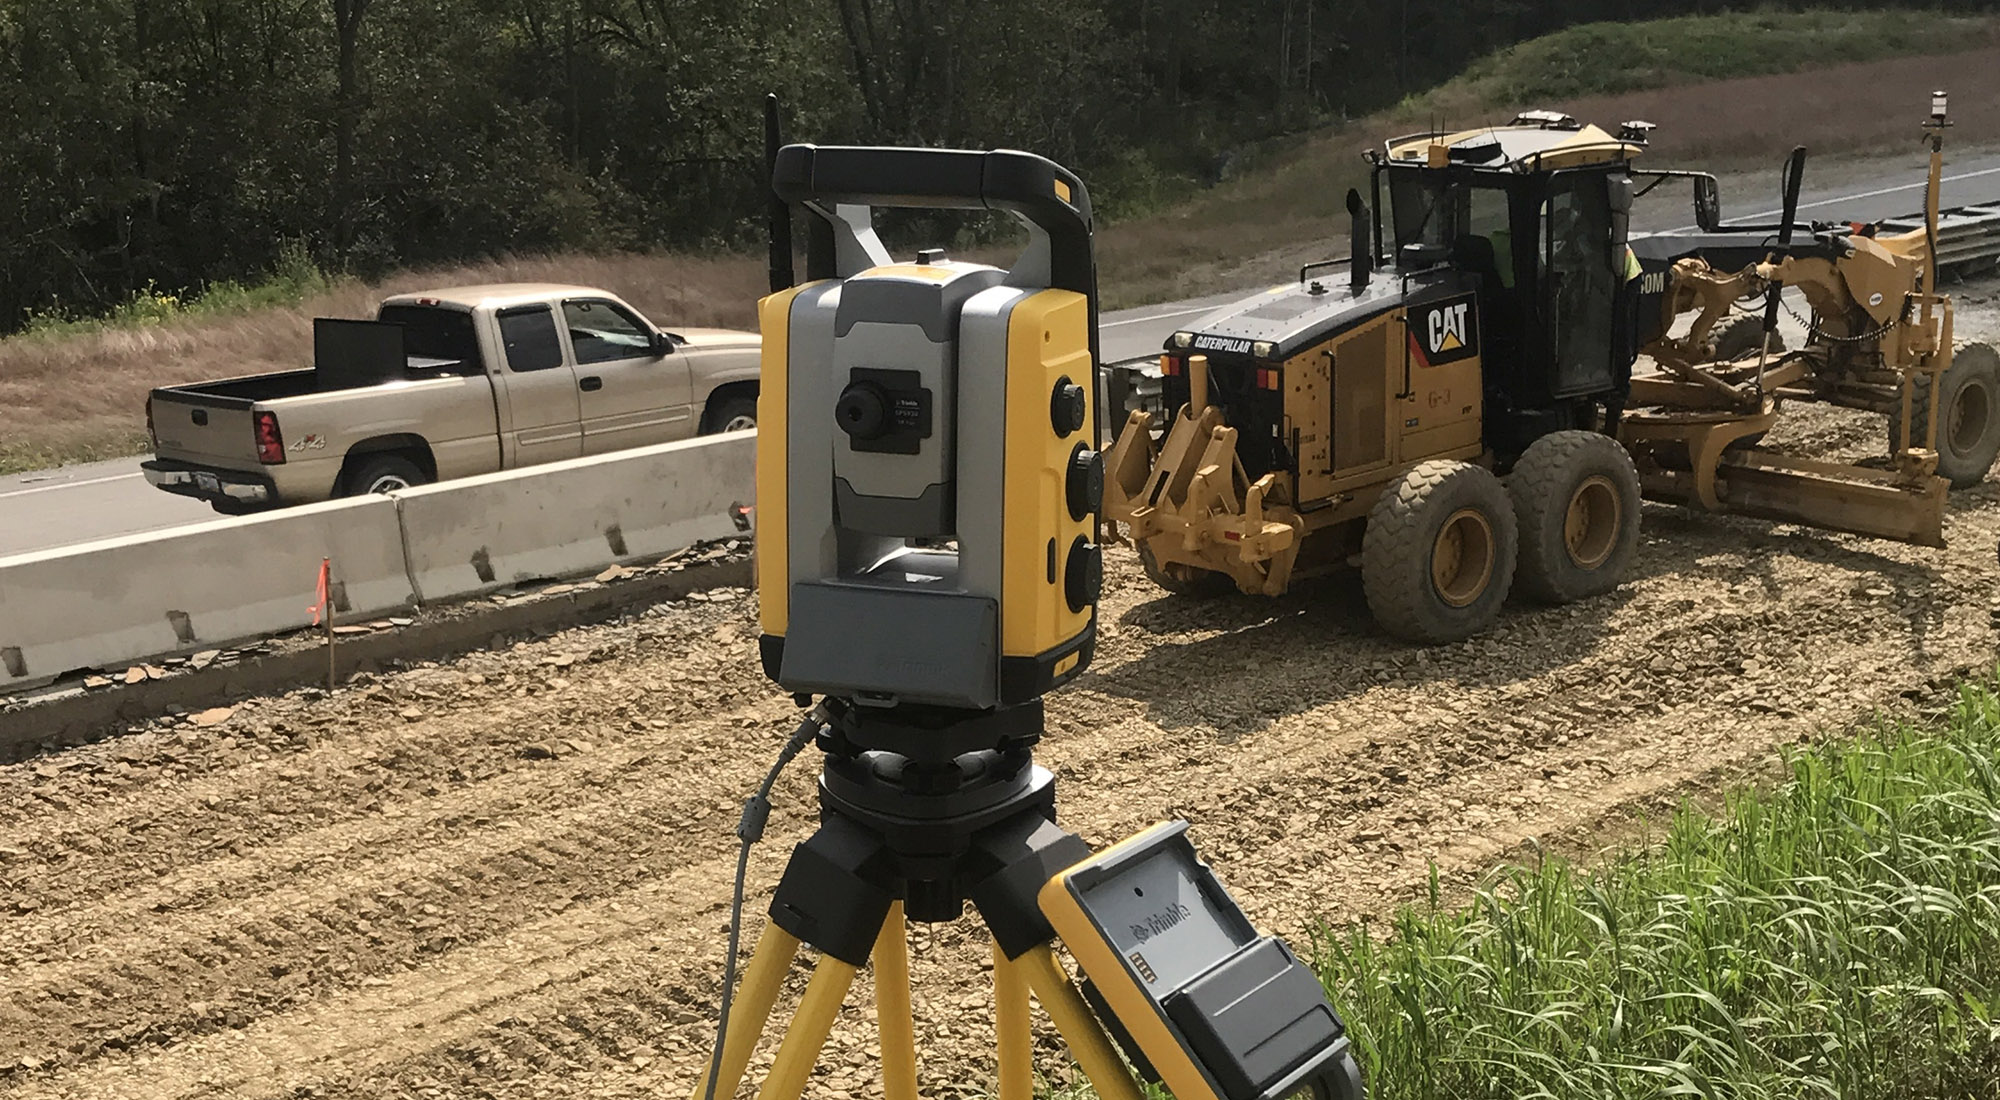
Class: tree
331,0,369,252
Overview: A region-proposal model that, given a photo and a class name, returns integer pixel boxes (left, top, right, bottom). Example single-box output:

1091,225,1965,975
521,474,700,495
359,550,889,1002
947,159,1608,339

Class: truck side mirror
1694,175,1723,232
650,331,675,356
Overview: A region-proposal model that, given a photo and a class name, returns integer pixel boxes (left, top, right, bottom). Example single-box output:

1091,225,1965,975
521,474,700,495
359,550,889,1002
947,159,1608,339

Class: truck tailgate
150,386,261,468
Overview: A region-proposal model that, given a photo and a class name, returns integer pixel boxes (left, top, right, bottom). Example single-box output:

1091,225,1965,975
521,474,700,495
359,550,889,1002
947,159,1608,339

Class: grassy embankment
1318,682,2000,1098
5,9,1997,474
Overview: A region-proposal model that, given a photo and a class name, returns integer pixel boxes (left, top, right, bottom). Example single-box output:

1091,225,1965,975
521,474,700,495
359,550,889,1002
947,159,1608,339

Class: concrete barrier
0,495,414,687
394,431,755,603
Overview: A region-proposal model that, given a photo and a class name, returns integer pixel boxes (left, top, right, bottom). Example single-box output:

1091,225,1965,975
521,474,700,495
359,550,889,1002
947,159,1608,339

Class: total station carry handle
772,144,1095,297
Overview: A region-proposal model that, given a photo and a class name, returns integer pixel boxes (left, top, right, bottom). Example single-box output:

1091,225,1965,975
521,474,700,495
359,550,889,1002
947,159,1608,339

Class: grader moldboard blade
1713,449,1947,548
1621,405,1949,549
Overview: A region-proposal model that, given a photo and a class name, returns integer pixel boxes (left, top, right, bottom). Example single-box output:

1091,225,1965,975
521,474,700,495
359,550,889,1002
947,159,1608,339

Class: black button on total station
1067,444,1103,522
836,381,892,441
1050,377,1087,437
1064,537,1102,612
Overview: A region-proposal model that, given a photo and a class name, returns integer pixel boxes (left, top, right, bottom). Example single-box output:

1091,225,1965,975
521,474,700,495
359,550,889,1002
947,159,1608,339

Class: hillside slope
4,11,1995,473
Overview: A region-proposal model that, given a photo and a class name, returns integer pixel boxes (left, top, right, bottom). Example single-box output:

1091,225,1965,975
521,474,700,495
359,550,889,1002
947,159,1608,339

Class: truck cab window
563,300,655,365
498,306,566,373
376,305,482,373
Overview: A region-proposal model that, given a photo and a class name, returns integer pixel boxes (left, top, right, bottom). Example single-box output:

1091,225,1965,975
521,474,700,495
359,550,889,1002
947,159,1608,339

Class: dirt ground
8,291,2000,1100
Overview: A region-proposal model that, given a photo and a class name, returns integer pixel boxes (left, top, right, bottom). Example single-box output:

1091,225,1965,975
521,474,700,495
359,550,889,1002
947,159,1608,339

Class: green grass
0,433,152,478
18,240,343,341
1315,682,2000,1099
1414,9,1999,111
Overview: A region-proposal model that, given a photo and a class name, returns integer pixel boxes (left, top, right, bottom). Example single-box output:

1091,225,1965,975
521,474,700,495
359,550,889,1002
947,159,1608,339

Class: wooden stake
323,556,337,693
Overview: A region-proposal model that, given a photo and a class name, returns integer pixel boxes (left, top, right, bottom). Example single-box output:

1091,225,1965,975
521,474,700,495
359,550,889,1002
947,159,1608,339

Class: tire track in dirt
0,729,785,1071
0,616,775,912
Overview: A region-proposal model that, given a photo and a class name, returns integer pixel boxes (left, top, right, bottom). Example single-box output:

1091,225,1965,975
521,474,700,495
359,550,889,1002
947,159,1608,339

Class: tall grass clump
1319,684,2000,1099
20,240,340,340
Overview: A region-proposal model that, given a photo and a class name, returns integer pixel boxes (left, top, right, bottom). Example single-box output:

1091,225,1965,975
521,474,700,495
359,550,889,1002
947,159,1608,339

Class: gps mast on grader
1103,96,1999,643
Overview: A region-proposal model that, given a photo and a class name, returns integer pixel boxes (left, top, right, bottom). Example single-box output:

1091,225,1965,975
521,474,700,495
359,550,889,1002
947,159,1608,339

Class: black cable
701,701,830,1100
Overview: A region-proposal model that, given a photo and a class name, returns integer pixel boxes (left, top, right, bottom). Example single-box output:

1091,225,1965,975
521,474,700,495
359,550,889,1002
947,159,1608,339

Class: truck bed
150,364,491,474
156,353,480,408
155,370,324,409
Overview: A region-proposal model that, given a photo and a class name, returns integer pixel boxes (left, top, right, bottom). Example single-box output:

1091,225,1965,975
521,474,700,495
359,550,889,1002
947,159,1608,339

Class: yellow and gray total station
691,99,1364,1100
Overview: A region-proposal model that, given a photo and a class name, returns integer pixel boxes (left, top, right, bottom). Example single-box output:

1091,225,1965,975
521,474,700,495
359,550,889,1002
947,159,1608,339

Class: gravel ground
6,284,2000,1100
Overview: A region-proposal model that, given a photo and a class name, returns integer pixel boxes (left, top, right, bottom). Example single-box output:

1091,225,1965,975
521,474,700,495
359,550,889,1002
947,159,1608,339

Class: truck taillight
145,397,157,449
255,411,286,465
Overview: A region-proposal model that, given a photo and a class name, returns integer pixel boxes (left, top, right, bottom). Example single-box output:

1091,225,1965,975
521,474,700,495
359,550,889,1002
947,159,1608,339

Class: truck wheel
701,394,758,434
1362,460,1517,644
341,455,429,497
1508,430,1642,604
1137,541,1231,597
1889,342,2000,489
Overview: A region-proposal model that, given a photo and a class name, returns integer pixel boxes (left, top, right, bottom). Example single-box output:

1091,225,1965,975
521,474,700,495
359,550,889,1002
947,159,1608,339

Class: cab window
377,304,483,373
498,305,566,373
1388,169,1453,254
563,299,657,365
1466,187,1513,288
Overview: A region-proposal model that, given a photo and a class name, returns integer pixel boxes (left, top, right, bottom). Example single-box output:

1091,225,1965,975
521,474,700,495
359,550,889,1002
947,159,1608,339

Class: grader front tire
1890,342,2000,489
1362,460,1517,644
1508,430,1642,605
1708,313,1785,362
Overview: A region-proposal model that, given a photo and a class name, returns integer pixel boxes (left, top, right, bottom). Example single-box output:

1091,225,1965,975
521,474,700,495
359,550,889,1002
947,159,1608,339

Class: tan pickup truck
143,284,759,513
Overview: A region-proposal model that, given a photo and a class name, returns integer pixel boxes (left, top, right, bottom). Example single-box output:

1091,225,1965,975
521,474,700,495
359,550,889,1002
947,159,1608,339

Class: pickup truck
143,284,759,513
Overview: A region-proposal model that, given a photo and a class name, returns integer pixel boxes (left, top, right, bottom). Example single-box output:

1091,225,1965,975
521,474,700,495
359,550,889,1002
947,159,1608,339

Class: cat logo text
1407,294,1480,367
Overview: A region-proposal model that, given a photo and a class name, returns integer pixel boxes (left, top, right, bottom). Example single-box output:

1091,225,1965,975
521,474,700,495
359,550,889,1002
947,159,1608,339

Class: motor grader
1103,97,2000,643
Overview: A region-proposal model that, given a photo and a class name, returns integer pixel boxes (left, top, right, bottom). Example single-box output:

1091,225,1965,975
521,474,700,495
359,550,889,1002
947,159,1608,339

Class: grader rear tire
1362,460,1517,644
1137,541,1232,597
1888,342,2000,489
1508,430,1642,605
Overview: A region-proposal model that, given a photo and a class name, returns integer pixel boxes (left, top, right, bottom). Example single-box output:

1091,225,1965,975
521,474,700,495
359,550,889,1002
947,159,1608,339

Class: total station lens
836,381,892,441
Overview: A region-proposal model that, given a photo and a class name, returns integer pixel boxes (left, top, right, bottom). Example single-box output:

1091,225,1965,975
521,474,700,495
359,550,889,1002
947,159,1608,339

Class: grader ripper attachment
1104,97,1998,643
1107,366,1305,596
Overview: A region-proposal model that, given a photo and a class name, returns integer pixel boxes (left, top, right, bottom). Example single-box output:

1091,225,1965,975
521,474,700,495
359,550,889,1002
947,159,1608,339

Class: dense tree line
0,0,1986,330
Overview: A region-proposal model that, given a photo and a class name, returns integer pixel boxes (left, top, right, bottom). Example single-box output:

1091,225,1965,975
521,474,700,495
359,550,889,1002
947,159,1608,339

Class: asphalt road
0,458,214,558
7,148,2000,559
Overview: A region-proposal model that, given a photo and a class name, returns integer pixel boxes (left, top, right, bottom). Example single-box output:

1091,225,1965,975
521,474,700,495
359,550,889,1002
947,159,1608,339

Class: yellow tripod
689,703,1362,1100
686,697,1151,1100
693,902,1145,1100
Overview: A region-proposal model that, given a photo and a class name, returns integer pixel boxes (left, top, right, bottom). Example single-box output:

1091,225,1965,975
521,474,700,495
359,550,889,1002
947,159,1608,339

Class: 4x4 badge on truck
290,434,328,452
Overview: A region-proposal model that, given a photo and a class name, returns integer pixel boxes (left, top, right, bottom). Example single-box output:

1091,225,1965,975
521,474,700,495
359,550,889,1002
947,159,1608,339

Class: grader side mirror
1694,175,1723,232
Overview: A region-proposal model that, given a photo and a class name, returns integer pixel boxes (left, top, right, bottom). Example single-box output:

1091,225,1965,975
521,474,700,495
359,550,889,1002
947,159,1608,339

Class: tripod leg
756,953,860,1100
692,923,804,1100
993,941,1032,1100
873,902,919,1100
1016,945,1146,1100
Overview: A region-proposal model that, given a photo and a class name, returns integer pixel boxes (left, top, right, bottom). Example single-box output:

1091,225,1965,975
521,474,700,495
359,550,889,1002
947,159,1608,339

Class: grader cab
1104,99,1996,643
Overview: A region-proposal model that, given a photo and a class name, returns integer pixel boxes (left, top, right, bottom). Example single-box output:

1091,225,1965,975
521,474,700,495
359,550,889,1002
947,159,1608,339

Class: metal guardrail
1876,203,2000,273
